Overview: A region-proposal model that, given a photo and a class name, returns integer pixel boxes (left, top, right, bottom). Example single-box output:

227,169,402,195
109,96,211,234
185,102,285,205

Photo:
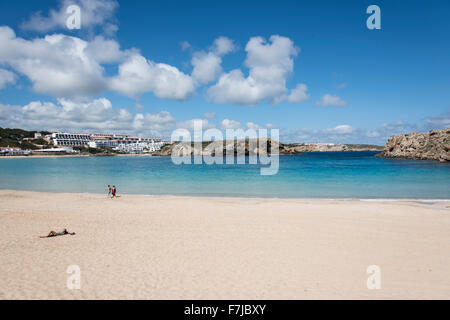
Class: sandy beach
0,190,449,300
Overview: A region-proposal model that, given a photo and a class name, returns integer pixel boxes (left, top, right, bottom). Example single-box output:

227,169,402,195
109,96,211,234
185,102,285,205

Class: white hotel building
52,133,92,147
52,132,166,153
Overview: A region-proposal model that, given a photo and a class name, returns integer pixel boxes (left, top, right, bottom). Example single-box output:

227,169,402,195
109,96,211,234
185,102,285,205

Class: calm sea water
0,152,449,199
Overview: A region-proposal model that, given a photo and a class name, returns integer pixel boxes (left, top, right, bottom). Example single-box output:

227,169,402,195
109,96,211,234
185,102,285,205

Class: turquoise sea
0,152,449,199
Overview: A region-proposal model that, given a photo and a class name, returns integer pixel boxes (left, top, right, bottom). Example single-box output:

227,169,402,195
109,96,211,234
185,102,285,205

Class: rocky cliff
377,128,450,162
154,140,383,156
154,139,294,156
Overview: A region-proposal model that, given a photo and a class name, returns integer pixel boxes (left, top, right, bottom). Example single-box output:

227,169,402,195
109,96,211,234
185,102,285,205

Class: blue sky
0,0,449,144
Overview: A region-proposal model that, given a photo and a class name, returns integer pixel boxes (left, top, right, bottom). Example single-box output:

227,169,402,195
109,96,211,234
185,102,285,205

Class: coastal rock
153,140,383,156
377,128,450,162
156,138,287,157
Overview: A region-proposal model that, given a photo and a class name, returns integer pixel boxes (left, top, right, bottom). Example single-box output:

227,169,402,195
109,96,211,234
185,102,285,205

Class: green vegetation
30,138,51,146
73,146,118,156
0,127,56,151
0,127,47,149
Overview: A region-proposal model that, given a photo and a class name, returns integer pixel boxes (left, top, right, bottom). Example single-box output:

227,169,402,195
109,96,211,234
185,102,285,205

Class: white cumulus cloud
0,98,179,137
0,27,107,98
0,68,17,89
324,124,354,134
0,26,195,100
316,94,348,107
191,52,223,84
246,122,261,130
21,0,119,35
84,36,127,63
178,118,215,131
286,83,309,103
207,35,306,106
109,53,196,100
211,36,236,56
221,119,241,129
191,37,235,85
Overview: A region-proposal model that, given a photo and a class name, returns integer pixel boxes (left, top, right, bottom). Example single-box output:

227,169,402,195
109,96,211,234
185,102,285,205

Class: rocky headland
153,139,383,156
377,128,450,162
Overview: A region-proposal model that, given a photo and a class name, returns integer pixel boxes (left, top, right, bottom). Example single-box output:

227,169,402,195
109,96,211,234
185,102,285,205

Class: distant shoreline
0,153,158,159
0,150,382,160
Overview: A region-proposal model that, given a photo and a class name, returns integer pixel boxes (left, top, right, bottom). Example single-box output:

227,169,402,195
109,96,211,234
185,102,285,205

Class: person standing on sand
106,185,112,197
111,185,117,198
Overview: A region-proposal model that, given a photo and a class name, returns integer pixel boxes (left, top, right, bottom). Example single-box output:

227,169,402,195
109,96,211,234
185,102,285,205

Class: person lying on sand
40,229,76,238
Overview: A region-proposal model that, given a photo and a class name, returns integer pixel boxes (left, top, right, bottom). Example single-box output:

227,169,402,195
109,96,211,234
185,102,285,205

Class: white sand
0,190,449,300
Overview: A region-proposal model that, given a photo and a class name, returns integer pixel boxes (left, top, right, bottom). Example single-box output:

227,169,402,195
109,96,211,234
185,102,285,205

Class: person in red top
111,185,117,198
